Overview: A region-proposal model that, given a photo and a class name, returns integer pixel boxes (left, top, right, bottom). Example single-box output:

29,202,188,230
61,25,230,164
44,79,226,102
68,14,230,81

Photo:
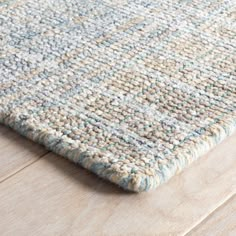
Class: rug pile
1,0,235,191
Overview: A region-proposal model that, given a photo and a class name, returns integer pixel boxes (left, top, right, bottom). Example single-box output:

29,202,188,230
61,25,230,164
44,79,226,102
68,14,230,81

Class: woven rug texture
1,0,236,191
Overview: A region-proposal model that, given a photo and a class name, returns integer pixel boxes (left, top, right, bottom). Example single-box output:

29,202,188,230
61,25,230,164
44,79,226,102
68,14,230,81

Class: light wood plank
0,132,235,235
0,125,48,182
187,195,236,236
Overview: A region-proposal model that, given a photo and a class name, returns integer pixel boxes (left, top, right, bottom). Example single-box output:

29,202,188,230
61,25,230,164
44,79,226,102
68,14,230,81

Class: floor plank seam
184,193,236,235
0,151,51,184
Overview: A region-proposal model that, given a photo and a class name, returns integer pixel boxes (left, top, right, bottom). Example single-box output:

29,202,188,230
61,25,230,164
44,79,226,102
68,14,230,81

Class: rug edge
0,113,236,192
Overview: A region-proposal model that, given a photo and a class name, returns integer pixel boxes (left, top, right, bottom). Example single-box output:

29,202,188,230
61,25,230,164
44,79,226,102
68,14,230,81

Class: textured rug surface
1,0,236,192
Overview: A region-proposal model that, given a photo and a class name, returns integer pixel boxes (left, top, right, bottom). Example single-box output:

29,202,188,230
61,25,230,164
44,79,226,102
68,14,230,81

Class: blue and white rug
1,0,236,191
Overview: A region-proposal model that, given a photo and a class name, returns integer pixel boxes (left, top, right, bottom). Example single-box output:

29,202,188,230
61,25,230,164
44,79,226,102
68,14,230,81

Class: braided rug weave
1,0,236,192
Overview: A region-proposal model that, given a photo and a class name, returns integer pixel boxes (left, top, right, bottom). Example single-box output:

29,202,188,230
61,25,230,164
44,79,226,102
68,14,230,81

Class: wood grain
187,195,236,236
0,130,235,236
0,125,48,182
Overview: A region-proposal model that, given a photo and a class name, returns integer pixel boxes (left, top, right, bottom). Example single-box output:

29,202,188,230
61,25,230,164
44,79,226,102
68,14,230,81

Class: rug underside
0,0,236,191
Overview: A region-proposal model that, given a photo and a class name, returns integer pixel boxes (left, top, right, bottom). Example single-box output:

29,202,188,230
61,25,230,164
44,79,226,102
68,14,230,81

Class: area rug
1,0,236,192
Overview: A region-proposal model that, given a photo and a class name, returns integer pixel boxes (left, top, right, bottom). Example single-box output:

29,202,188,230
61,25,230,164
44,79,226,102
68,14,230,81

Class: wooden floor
0,124,235,236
